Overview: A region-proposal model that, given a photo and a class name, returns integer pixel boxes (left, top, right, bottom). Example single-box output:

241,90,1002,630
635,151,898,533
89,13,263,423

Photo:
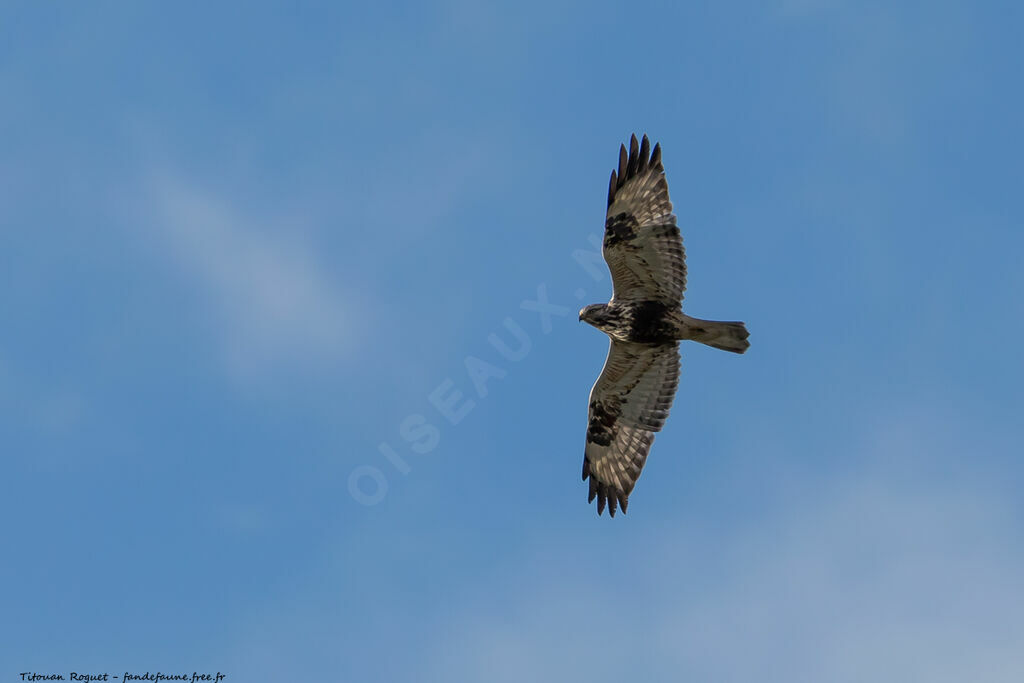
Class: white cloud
201,397,1024,683
147,174,363,378
657,480,1022,683
426,460,1024,682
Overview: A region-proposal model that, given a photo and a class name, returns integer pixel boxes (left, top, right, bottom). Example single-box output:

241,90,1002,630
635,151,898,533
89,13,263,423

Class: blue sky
2,1,1023,680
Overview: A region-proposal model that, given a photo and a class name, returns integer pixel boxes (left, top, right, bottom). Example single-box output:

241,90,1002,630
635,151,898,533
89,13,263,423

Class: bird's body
580,302,748,350
579,301,682,344
579,134,749,517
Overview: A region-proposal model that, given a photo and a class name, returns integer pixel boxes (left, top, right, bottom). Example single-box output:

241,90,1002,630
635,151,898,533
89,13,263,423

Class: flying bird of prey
579,134,749,517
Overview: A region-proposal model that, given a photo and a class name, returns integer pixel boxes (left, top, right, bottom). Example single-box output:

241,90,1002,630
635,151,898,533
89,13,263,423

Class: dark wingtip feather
651,142,662,170
627,135,640,178
608,134,663,207
638,135,651,172
582,458,591,481
584,474,631,518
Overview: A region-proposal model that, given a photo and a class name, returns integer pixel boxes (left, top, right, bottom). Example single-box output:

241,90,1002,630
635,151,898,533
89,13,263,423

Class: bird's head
579,303,610,328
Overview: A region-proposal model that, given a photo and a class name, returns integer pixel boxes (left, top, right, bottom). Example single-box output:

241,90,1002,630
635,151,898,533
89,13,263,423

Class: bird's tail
680,315,750,353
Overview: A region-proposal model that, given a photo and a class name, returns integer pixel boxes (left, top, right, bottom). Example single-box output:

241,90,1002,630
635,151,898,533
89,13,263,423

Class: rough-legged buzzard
580,134,750,517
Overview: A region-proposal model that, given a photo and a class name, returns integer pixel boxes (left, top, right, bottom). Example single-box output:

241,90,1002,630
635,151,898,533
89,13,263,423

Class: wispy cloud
206,405,1024,683
146,174,364,379
426,456,1024,682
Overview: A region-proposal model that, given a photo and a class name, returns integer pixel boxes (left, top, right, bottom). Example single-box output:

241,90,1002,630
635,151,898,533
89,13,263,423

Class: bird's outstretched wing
583,340,681,516
604,134,687,306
